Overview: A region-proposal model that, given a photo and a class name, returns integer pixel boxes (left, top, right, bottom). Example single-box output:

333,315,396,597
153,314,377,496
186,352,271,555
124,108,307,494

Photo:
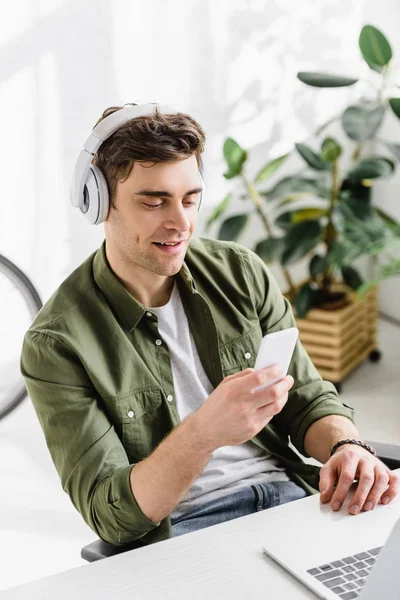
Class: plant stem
243,176,296,295
322,161,340,292
352,143,362,161
378,64,390,104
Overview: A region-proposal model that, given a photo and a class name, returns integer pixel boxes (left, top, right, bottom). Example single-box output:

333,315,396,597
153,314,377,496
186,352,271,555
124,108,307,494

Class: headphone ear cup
81,165,110,225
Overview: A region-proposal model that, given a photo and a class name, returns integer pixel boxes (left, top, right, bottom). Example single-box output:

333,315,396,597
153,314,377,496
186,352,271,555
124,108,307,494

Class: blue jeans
171,480,307,537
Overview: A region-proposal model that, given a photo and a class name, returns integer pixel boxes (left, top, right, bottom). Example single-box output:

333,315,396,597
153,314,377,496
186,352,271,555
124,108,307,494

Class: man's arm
129,413,212,523
304,414,361,464
21,330,160,546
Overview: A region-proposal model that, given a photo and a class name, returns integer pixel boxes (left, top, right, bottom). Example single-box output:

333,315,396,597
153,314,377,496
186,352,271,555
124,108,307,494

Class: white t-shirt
150,283,288,519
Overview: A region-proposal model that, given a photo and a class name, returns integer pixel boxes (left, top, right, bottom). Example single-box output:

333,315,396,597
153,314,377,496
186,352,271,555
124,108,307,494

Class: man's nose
164,206,191,231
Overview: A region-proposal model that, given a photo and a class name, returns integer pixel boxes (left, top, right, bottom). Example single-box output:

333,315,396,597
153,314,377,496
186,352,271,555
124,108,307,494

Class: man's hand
194,366,294,451
319,444,400,515
130,366,293,524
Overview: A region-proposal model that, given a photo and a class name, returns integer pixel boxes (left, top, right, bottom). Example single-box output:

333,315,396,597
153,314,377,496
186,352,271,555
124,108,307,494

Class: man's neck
125,276,175,308
105,243,175,308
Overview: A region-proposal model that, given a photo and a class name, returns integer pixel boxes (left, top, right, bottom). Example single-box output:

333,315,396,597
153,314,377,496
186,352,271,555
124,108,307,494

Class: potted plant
206,24,400,389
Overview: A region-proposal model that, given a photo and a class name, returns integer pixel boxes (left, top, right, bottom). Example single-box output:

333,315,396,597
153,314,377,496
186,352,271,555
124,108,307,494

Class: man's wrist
184,411,217,456
330,439,377,458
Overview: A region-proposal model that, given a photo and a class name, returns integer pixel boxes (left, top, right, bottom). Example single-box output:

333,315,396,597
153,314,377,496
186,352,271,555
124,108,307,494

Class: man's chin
157,261,184,277
149,243,187,274
145,256,183,277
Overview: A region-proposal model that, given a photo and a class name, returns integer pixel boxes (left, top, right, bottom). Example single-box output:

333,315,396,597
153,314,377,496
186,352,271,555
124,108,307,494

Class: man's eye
143,203,162,209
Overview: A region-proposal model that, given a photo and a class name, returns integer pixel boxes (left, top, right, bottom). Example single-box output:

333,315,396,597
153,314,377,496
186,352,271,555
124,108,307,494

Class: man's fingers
347,462,376,515
256,391,289,419
359,465,391,512
329,459,358,511
223,368,254,382
224,365,284,388
319,464,337,503
379,471,400,506
252,376,293,408
248,365,283,391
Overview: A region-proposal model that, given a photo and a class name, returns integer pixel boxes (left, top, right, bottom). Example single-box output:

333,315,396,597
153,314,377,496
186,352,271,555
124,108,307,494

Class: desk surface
3,473,400,600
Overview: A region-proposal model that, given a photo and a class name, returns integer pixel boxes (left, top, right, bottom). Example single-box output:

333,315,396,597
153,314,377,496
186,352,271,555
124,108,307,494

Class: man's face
105,154,202,278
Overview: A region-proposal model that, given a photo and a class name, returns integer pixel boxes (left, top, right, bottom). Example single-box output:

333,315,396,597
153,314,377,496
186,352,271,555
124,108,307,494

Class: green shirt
21,237,354,548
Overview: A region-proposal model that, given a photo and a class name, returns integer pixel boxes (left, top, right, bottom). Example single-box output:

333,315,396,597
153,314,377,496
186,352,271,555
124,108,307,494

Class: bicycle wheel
0,254,42,420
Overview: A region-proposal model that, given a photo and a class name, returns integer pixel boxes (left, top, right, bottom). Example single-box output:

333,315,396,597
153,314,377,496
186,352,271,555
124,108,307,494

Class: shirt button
146,311,152,317
244,352,252,359
167,394,173,402
127,410,134,418
155,339,162,346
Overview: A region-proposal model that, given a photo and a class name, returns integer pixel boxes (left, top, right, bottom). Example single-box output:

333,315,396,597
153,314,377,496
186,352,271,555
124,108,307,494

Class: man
21,103,399,548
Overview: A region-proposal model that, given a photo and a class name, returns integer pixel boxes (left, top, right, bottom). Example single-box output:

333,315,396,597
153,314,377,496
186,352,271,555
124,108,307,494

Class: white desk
2,474,400,600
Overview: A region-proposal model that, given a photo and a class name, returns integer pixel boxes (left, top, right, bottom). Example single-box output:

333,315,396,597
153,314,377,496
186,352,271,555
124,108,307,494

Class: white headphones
70,102,205,225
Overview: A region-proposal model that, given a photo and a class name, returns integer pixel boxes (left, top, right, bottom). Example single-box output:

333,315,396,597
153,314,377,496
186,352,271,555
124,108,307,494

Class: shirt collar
93,240,197,331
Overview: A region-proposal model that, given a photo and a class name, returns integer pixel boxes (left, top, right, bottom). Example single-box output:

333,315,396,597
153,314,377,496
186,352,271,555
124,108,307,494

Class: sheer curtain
0,0,370,305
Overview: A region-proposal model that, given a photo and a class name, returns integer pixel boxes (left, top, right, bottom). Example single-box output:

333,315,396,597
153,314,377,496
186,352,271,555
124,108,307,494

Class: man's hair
93,105,206,203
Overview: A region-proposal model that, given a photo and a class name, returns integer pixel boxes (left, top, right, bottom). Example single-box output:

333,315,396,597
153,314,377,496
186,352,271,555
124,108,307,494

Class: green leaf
356,280,378,298
384,141,400,161
291,208,327,223
347,157,395,180
341,266,363,290
326,239,350,269
389,98,400,120
205,193,232,231
218,214,248,241
364,59,384,73
295,143,331,171
328,206,399,268
264,175,329,202
321,137,342,162
223,138,247,179
294,283,317,318
341,105,385,141
297,72,358,87
254,237,285,263
381,259,400,279
254,153,288,183
275,209,326,231
309,254,326,280
274,212,293,231
339,179,372,220
281,220,322,266
359,25,392,67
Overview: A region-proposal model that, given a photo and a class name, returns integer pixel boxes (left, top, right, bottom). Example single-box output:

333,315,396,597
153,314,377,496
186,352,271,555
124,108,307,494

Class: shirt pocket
104,387,166,462
220,324,263,377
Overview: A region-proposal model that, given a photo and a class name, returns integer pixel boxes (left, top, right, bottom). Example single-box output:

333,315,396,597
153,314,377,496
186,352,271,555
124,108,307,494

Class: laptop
262,499,400,600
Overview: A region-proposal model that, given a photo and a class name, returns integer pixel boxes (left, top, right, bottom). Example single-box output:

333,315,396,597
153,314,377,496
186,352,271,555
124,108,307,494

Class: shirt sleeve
20,329,161,546
239,247,355,457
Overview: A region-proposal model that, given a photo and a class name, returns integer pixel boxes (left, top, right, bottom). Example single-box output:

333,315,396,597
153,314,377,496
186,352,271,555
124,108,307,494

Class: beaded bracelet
330,438,377,458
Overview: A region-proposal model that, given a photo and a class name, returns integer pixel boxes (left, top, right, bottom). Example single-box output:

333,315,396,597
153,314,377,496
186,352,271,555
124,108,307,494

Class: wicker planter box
289,285,378,388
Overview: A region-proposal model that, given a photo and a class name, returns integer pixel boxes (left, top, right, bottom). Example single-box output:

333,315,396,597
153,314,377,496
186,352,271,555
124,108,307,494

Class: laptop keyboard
306,546,382,599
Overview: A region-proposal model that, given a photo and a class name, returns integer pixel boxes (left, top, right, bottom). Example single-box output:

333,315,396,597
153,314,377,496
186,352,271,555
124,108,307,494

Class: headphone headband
70,103,175,212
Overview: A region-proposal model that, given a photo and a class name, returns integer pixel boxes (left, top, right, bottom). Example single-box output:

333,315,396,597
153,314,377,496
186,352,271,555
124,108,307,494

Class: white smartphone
253,327,299,391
